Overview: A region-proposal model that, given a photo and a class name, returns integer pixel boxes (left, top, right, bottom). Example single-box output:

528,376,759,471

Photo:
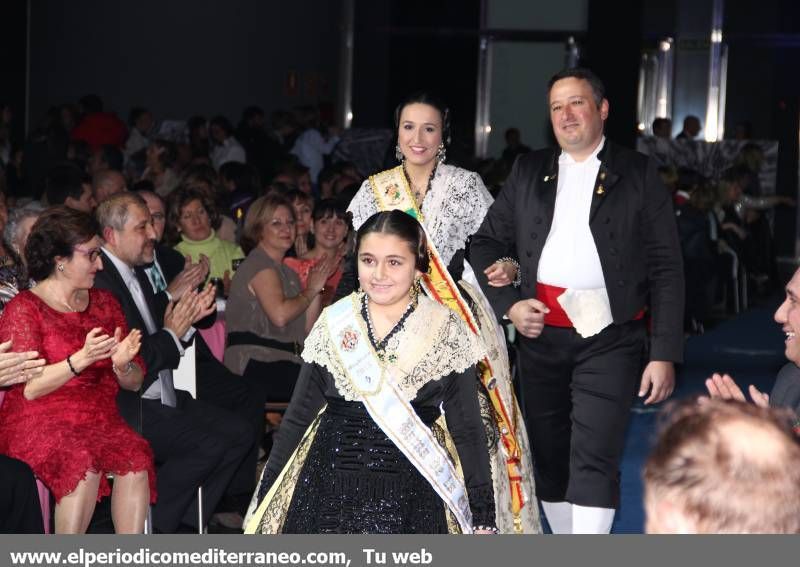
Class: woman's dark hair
356,210,429,273
25,206,100,282
219,161,261,194
286,188,314,208
312,198,349,223
164,185,221,246
393,92,451,146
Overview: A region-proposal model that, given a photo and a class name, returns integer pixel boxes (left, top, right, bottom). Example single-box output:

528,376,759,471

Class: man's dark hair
209,116,235,137
547,67,606,107
45,163,90,206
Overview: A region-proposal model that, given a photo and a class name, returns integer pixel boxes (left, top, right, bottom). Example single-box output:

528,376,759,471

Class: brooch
339,326,359,351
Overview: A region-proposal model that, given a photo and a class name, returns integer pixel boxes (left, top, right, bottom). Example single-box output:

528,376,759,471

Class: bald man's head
92,169,127,204
645,400,800,533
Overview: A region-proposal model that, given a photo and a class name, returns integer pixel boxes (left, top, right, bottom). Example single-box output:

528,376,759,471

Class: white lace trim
302,295,485,402
348,164,493,266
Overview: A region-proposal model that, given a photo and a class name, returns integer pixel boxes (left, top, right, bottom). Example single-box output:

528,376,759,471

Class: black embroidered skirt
282,398,449,534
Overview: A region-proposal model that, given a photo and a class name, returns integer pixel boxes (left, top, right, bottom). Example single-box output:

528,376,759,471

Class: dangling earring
395,143,405,163
436,143,446,164
57,264,65,272
409,277,421,304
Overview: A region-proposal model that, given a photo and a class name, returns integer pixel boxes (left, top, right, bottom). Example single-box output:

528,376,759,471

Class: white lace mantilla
302,295,486,402
348,164,493,266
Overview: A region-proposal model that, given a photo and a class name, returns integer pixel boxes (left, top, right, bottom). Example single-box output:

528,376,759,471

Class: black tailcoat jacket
470,140,684,363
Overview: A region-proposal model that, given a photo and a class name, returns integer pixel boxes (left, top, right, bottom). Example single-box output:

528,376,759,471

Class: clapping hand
164,283,217,337
294,235,309,257
167,254,210,300
307,254,339,295
110,328,142,369
0,340,45,387
76,328,118,370
703,372,770,408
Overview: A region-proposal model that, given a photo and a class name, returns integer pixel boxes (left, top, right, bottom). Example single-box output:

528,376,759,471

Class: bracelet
66,355,79,376
297,292,311,306
496,257,522,288
473,524,499,534
113,361,135,376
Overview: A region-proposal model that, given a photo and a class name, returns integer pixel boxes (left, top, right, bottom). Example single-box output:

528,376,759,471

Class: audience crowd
0,95,798,534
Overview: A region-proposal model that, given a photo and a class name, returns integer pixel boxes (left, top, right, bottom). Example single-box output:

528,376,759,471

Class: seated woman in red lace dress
0,207,156,534
284,199,348,309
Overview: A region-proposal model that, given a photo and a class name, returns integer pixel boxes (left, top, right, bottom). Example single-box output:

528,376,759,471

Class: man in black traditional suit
471,67,684,533
93,192,253,533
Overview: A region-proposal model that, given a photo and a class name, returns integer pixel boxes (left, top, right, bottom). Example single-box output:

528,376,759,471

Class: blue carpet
611,299,786,533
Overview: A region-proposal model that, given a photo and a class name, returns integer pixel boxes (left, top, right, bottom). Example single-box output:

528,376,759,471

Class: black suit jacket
148,244,216,330
94,251,183,423
470,140,685,363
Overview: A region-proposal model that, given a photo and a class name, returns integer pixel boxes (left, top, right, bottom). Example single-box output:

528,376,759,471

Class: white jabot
103,248,177,407
537,138,606,290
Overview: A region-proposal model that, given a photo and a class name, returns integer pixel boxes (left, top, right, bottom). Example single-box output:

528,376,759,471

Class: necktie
129,276,177,408
147,263,167,293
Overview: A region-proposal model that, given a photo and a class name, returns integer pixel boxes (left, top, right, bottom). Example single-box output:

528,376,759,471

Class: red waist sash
535,282,644,328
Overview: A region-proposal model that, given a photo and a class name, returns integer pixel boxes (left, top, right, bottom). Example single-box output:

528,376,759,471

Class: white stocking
542,501,573,534
572,504,615,534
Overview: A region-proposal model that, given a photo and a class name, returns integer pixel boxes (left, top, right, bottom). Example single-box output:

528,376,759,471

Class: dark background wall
27,0,342,126
1,1,27,143
351,0,480,158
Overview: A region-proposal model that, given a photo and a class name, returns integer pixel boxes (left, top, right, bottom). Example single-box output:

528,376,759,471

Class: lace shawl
302,294,485,402
348,164,493,266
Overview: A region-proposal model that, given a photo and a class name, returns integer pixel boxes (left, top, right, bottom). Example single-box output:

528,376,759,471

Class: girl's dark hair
356,210,429,273
25,206,100,282
393,91,451,146
164,185,221,246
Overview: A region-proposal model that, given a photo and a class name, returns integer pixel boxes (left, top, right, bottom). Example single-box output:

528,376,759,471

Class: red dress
0,289,156,503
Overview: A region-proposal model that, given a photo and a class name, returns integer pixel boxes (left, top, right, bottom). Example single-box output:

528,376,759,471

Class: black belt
227,332,302,355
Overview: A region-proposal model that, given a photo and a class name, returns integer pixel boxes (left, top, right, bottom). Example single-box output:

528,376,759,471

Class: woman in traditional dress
246,210,496,534
341,92,540,533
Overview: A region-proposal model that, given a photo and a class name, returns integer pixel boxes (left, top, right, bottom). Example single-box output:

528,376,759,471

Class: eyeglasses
73,246,102,262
